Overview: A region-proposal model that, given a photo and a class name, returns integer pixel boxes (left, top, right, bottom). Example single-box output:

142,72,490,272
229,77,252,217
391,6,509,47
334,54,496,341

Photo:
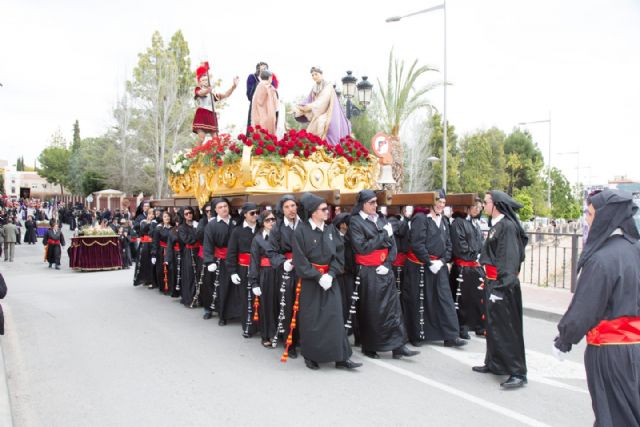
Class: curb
0,340,13,427
523,306,563,323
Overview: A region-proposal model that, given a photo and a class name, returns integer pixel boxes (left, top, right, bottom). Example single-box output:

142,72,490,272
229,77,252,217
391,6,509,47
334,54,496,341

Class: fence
518,230,583,291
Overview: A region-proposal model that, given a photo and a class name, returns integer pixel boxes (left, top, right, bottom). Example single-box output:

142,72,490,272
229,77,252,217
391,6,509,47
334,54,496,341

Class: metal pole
442,0,448,192
346,98,352,120
547,110,551,209
570,233,579,293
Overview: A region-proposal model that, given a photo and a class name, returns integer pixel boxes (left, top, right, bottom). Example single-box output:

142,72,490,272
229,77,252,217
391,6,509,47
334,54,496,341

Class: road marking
364,357,551,427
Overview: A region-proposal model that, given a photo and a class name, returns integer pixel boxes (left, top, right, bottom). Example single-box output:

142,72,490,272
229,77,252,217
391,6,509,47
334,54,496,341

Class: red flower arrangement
237,126,281,161
335,135,371,165
185,134,232,167
279,128,333,159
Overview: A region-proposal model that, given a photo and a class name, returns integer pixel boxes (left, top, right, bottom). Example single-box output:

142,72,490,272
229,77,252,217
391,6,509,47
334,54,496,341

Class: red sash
130,237,139,243
586,316,640,346
47,239,60,245
355,248,389,267
185,243,200,250
174,244,181,251
484,264,498,280
284,252,293,260
140,235,153,243
198,246,204,258
260,257,271,267
407,250,439,265
312,263,329,274
238,252,251,267
393,252,407,267
453,258,480,268
159,241,168,248
214,247,228,259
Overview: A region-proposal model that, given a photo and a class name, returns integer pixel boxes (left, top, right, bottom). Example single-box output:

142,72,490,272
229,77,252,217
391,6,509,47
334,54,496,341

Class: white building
3,170,66,199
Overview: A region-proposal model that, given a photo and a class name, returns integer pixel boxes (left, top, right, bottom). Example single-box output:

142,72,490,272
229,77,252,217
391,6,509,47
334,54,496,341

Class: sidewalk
521,284,573,322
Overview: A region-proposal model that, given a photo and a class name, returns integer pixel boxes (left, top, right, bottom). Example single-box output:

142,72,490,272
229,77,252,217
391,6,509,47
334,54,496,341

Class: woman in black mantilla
151,210,174,292
24,215,37,244
292,193,360,370
177,206,201,307
43,219,65,269
248,210,283,348
133,209,156,287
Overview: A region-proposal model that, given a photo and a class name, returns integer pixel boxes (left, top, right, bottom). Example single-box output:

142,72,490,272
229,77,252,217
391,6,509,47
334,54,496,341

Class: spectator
3,218,18,262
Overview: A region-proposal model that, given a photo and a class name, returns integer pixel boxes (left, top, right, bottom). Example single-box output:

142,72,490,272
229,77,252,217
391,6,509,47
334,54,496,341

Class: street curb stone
0,340,14,427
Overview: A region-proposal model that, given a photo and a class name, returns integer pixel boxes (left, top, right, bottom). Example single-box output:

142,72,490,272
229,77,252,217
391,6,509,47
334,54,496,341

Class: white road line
363,357,551,427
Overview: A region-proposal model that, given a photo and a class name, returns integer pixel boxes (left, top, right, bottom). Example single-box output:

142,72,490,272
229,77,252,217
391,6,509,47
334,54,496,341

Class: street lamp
386,2,447,192
518,111,552,209
340,71,373,119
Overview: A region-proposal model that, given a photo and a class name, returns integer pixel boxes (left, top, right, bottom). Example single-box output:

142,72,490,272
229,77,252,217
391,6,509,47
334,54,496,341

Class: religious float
69,226,123,272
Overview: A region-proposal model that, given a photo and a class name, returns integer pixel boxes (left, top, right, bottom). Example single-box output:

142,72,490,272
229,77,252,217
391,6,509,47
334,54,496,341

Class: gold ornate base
169,146,380,207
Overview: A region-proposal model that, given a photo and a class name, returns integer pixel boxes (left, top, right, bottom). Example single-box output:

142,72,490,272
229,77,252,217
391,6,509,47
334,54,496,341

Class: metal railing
519,231,583,291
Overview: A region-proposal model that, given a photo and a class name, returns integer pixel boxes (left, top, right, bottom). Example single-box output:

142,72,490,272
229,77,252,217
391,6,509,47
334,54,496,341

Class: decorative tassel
281,278,302,363
253,295,260,322
454,271,463,311
243,274,252,338
344,270,361,330
395,266,402,293
419,264,425,341
176,252,181,292
190,252,204,308
272,271,288,348
163,262,169,294
210,260,220,312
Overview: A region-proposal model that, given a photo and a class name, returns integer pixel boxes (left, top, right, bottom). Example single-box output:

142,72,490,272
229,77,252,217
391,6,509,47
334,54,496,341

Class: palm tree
377,49,440,192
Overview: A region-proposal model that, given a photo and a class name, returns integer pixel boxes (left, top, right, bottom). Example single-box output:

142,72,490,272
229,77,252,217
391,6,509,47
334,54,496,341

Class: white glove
207,263,217,272
231,274,241,285
489,293,504,303
429,260,443,274
151,257,156,265
318,274,333,291
283,259,293,272
383,223,393,237
375,265,389,275
552,343,567,362
252,287,262,296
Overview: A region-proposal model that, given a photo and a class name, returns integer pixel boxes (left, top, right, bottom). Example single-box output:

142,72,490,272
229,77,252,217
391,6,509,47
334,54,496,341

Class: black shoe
444,338,468,347
475,329,486,337
55,265,60,270
362,350,380,359
288,347,298,359
203,312,212,320
305,358,320,370
459,331,471,340
410,340,423,347
48,264,52,269
218,319,227,326
392,345,420,359
335,359,362,370
500,375,527,389
472,365,491,373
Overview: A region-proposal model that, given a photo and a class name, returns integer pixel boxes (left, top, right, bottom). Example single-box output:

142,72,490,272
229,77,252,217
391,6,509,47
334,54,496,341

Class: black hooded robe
479,217,527,377
178,222,201,307
227,224,257,334
43,229,65,266
203,217,237,320
24,220,37,244
449,215,486,334
133,219,156,287
349,213,406,353
293,220,352,363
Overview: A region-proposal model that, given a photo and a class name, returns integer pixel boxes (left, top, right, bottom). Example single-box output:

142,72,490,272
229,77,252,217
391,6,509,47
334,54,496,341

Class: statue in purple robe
293,67,351,146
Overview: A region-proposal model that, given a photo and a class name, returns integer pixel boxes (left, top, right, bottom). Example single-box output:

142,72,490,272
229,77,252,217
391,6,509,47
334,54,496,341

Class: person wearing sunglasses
292,193,360,371
348,190,419,360
227,202,259,337
449,197,486,340
248,210,281,347
202,198,238,325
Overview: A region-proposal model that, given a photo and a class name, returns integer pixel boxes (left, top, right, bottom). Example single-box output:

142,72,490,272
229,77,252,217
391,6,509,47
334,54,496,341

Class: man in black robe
554,189,640,426
202,198,237,324
473,190,528,388
227,202,258,336
404,190,466,348
269,195,301,357
43,220,65,269
292,193,360,370
449,198,486,339
177,207,201,307
349,190,418,360
332,212,357,342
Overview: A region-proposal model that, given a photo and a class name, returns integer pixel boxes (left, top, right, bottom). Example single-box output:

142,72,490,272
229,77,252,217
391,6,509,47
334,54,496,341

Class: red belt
185,243,200,250
174,244,181,251
130,237,138,243
238,252,251,267
214,247,228,259
484,264,497,280
312,263,329,274
407,250,439,265
393,252,407,267
198,246,203,258
160,241,168,248
454,258,480,267
587,316,640,346
284,252,293,260
355,248,389,267
47,239,60,245
141,235,153,243
260,257,271,267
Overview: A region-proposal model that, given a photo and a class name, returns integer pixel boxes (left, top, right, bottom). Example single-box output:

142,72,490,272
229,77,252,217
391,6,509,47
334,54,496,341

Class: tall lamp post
518,111,552,209
386,2,447,191
340,71,373,119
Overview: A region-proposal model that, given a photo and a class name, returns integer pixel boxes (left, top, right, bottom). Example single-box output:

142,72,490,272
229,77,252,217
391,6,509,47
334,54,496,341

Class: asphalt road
0,232,593,427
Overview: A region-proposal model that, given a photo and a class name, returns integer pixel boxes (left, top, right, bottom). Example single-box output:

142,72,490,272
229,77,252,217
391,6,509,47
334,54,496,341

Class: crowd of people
128,189,529,386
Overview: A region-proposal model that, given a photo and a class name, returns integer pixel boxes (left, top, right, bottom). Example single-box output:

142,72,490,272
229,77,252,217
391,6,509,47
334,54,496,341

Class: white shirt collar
309,218,324,231
431,212,442,227
611,227,623,237
492,214,505,226
263,230,269,239
243,220,256,232
359,210,378,222
284,216,300,228
217,215,230,224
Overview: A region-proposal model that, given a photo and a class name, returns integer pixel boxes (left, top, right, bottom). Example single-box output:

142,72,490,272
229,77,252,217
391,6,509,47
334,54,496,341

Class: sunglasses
264,217,276,223
205,209,212,213
247,211,258,216
184,212,193,215
317,207,329,212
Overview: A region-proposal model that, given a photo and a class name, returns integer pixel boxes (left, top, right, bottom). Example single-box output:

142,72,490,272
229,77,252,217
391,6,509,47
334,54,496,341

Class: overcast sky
1,0,638,186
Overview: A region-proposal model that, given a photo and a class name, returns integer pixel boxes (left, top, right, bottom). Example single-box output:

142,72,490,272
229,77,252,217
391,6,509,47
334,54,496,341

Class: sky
1,0,639,187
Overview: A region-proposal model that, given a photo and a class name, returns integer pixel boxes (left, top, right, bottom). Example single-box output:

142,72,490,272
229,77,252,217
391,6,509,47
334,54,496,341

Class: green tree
16,156,24,171
504,129,544,194
350,98,383,151
38,146,70,195
458,130,493,195
550,167,582,219
377,49,440,191
484,127,508,190
513,189,534,220
81,170,106,195
425,112,461,193
72,120,81,152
